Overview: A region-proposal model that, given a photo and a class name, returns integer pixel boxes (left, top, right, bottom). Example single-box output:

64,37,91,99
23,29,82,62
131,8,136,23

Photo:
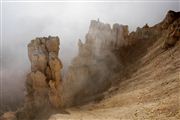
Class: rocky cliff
62,20,130,106
62,11,179,107
49,10,180,120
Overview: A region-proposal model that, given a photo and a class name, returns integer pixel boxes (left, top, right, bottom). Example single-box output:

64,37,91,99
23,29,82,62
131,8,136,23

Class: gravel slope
48,33,180,120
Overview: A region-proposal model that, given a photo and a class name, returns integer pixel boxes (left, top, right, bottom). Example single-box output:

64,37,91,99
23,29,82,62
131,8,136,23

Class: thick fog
0,1,179,112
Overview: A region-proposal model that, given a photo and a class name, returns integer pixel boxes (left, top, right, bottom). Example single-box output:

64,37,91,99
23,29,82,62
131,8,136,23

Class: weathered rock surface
62,20,128,106
161,10,180,30
62,10,180,108
162,17,180,48
150,10,180,49
27,36,62,108
15,36,63,120
49,10,180,120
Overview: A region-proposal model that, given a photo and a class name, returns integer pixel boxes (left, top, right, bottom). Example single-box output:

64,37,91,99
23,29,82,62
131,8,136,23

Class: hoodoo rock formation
27,36,62,107
62,20,130,106
15,36,63,120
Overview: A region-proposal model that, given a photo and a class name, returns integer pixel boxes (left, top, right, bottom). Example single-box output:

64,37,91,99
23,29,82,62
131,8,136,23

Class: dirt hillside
49,10,180,120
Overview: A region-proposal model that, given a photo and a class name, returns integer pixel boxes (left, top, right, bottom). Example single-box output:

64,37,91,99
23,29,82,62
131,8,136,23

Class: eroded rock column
27,36,62,108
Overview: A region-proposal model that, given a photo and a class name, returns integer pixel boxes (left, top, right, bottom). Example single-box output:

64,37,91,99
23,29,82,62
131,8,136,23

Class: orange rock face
14,36,63,119
26,36,63,108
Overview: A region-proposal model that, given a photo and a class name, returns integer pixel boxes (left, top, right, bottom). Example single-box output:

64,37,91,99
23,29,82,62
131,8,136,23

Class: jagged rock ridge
49,10,180,120
62,10,180,108
61,20,131,106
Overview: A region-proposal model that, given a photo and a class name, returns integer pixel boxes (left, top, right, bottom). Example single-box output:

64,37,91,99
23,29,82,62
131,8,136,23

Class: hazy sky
2,1,179,67
0,1,179,106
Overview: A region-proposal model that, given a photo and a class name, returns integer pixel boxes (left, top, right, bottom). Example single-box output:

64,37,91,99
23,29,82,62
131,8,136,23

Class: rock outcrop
16,36,63,120
86,20,129,49
162,17,180,48
49,10,180,120
62,11,180,107
160,10,180,30
152,10,180,49
62,20,128,106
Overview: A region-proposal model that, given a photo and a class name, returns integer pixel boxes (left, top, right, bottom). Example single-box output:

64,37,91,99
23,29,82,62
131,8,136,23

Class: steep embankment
50,40,180,120
49,10,180,120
